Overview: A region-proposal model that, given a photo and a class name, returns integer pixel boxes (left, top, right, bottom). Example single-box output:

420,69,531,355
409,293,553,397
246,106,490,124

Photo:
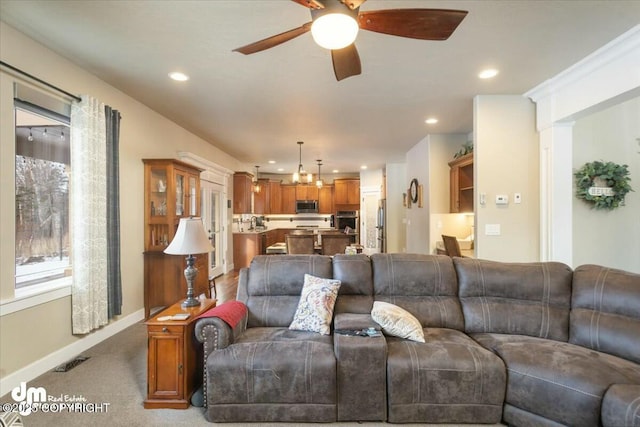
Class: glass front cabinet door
143,159,205,319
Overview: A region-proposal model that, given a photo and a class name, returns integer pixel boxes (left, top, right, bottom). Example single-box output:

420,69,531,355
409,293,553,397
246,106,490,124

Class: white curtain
71,96,108,334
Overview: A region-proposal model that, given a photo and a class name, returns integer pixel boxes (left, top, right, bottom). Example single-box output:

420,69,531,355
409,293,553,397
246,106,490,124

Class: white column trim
525,25,639,264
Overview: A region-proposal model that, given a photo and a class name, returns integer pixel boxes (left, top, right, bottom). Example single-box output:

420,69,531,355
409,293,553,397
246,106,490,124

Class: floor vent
53,355,90,372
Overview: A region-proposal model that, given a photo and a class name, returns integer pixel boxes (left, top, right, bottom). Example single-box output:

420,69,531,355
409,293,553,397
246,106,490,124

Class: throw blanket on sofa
198,300,247,328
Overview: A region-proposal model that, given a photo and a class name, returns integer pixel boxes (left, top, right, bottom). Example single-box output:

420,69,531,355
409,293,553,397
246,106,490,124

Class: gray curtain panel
105,105,122,318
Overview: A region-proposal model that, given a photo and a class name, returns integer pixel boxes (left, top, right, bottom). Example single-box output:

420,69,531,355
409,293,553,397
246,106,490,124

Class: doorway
201,179,226,279
360,188,381,255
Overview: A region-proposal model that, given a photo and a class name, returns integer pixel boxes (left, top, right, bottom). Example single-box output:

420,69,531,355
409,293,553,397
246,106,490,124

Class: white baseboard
0,308,144,397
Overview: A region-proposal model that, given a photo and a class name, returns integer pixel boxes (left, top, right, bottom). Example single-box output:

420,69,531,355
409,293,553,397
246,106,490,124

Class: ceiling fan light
311,13,359,50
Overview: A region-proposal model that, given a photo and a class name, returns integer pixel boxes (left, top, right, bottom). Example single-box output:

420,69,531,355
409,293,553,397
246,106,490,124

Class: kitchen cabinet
143,159,207,319
334,178,360,205
280,184,297,214
233,172,253,214
449,152,474,213
318,185,334,214
144,299,216,409
253,178,270,214
233,233,262,269
268,181,281,214
296,184,319,201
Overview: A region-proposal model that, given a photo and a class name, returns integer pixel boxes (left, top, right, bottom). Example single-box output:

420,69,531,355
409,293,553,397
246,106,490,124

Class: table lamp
164,217,213,308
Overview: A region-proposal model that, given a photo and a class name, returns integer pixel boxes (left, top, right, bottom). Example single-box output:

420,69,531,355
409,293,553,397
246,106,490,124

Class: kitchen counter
233,227,357,268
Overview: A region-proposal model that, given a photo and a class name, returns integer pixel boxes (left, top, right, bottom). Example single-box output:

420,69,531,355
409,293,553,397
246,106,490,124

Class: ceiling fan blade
233,22,312,55
358,9,468,40
331,44,362,81
291,0,324,9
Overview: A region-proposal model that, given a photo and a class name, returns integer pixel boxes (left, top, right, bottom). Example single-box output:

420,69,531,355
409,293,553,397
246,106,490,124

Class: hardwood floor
211,269,239,303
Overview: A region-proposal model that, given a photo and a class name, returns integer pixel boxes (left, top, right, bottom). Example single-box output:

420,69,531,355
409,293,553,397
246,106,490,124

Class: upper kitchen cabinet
334,178,360,206
318,184,334,214
449,153,474,213
296,184,319,201
268,181,282,214
253,178,271,214
280,184,297,214
233,172,253,214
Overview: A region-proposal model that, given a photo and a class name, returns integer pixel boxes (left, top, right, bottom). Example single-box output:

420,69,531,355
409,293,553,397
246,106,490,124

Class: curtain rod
0,60,82,102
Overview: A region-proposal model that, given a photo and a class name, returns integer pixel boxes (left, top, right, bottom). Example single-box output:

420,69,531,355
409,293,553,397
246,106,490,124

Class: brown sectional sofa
195,254,640,425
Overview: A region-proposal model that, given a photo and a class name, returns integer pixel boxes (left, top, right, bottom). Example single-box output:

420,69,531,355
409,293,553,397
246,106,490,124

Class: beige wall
572,96,640,272
0,22,242,382
405,138,430,253
474,95,540,262
385,163,406,253
404,133,468,254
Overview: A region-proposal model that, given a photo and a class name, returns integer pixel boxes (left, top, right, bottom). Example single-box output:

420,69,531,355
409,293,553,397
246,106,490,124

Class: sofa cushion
473,333,640,426
371,253,464,330
371,301,425,342
237,255,333,328
205,338,336,422
602,384,640,427
570,264,640,364
455,258,573,341
333,254,374,314
289,274,341,335
386,328,505,423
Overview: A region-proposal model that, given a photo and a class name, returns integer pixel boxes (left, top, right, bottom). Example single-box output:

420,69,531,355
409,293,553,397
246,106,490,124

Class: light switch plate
496,195,509,205
514,193,522,204
485,224,501,235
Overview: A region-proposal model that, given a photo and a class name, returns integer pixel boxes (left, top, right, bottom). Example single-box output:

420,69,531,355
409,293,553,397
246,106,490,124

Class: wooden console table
144,298,216,409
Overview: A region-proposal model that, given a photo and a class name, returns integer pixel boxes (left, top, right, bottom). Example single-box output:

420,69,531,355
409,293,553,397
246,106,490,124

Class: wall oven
336,210,358,232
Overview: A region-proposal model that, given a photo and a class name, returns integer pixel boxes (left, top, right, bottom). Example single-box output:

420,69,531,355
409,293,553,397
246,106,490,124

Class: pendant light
252,165,261,193
292,141,312,184
316,160,323,189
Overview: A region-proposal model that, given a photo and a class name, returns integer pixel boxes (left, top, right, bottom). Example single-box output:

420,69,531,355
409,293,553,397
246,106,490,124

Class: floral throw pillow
289,274,341,335
371,301,425,342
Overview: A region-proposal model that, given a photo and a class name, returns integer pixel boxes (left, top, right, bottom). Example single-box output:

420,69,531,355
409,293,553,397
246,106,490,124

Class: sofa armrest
195,317,234,352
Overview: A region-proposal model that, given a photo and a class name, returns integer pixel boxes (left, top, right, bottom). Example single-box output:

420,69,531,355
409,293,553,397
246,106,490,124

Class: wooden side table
144,298,216,409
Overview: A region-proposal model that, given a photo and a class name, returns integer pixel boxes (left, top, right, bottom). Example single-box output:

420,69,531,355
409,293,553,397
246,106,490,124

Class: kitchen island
233,227,357,268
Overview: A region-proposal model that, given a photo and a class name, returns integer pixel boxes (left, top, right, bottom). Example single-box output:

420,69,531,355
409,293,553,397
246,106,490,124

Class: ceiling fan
233,0,468,81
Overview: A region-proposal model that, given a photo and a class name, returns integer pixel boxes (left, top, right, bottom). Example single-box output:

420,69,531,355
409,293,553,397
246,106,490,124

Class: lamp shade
164,217,213,255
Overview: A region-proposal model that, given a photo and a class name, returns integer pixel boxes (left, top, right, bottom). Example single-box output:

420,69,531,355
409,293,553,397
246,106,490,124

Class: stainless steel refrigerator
376,199,386,253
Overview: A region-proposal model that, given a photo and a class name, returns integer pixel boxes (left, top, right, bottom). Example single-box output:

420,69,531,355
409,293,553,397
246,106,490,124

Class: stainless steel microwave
296,200,318,213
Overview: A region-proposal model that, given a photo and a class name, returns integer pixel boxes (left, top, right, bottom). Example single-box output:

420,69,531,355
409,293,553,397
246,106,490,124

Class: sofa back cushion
332,254,374,314
455,258,573,341
570,264,640,363
371,253,464,330
237,255,333,328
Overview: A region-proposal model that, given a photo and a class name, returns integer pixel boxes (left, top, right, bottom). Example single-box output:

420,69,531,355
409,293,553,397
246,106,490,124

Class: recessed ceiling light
425,118,438,125
361,165,368,170
168,71,189,81
332,169,339,173
478,69,499,79
277,168,284,172
268,160,276,164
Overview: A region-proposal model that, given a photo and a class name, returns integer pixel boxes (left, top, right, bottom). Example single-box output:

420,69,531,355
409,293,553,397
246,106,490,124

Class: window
14,98,71,292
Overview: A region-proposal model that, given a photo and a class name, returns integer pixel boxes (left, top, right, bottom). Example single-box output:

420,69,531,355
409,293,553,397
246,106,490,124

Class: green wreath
574,161,633,210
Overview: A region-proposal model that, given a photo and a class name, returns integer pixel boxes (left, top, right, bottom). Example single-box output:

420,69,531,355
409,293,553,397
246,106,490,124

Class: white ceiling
1,0,639,175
